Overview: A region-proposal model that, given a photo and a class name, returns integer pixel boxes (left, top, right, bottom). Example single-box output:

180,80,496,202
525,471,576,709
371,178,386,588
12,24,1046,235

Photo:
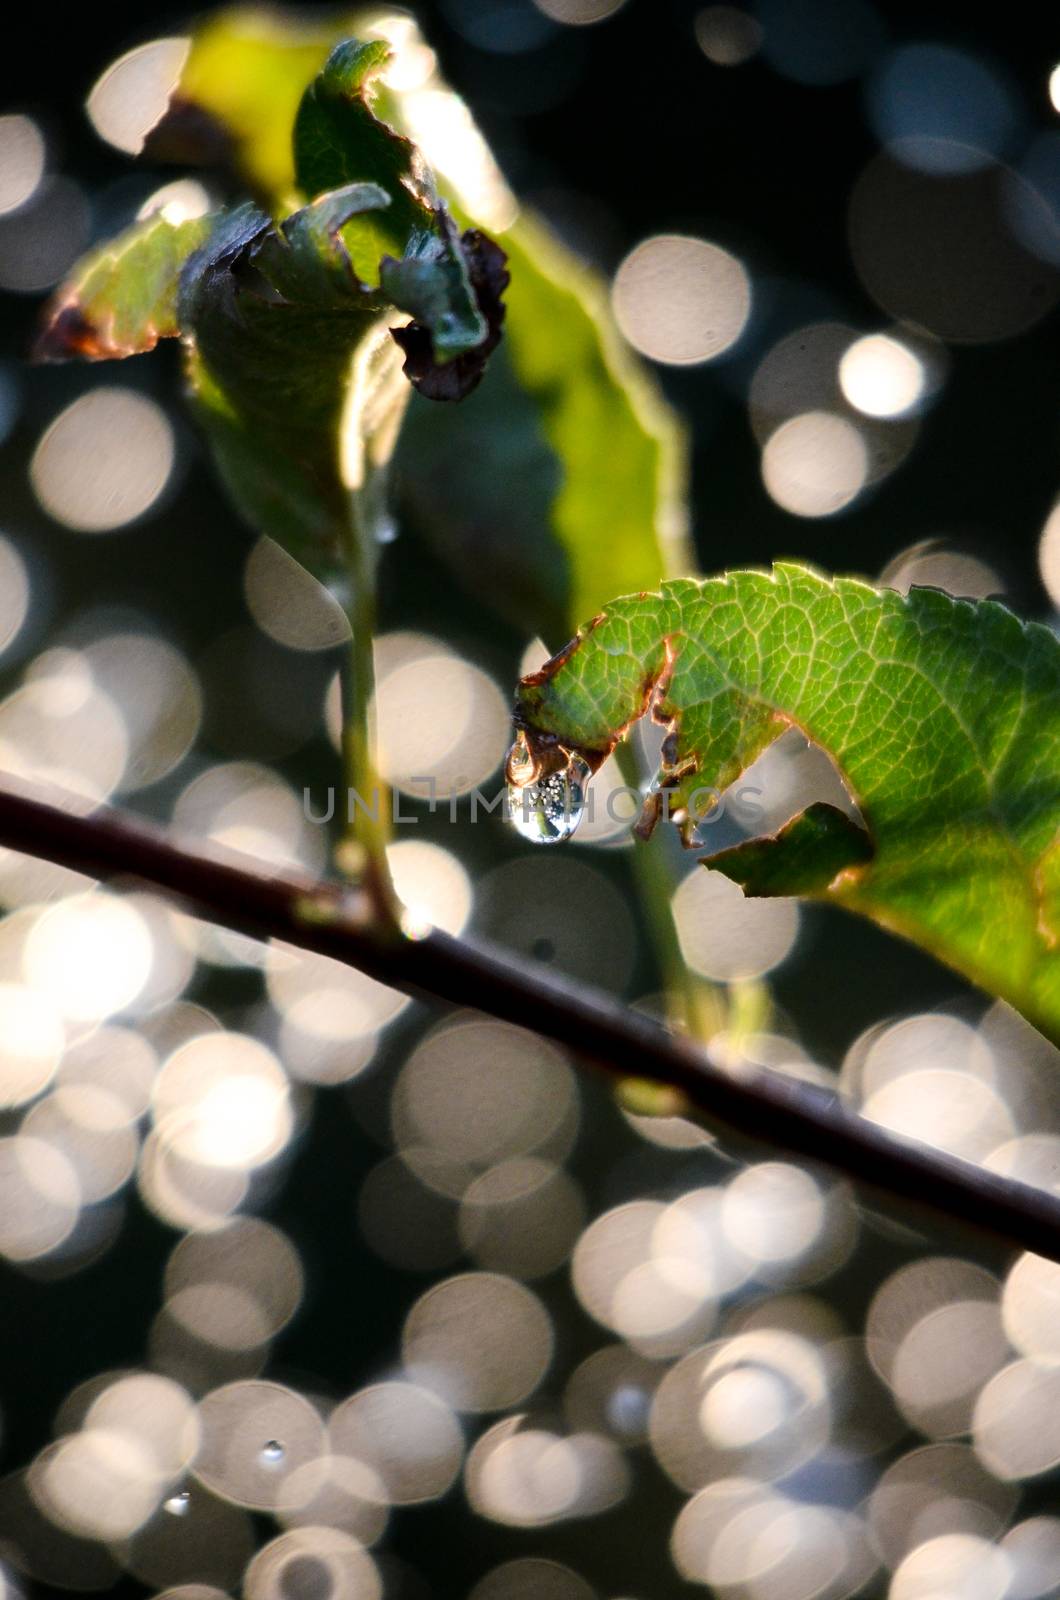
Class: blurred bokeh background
0,2,1059,1597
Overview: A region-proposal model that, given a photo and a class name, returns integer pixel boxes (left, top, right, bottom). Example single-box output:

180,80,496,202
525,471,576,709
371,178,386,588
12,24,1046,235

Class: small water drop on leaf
163,1491,191,1516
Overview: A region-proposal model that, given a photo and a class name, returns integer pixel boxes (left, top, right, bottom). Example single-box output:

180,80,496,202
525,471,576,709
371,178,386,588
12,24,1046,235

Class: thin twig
1,781,1058,1266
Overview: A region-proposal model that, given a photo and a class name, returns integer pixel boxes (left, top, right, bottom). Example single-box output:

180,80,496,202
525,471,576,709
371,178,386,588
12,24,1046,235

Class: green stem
615,741,713,1039
337,474,398,924
335,318,412,927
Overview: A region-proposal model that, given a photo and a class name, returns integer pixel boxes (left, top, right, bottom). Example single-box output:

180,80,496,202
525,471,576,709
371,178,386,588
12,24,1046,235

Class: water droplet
261,1439,286,1465
606,1383,651,1437
163,1490,191,1516
507,753,590,845
374,513,399,545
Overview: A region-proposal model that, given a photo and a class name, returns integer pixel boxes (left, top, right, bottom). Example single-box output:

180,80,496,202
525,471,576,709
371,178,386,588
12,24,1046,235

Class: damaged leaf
34,211,212,361
388,226,508,401
176,189,400,571
705,803,875,896
507,563,1060,1045
122,3,689,640
293,37,425,246
37,28,508,577
292,36,503,398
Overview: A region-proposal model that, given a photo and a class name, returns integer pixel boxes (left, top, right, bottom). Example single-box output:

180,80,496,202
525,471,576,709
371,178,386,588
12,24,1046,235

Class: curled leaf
44,21,508,581
291,41,505,381
293,38,425,231
389,226,509,400
177,189,406,570
117,4,687,639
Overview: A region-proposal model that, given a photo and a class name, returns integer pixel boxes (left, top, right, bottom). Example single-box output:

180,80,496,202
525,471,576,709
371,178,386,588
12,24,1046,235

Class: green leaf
292,40,493,367
293,40,421,240
397,216,691,643
133,3,691,640
55,23,509,578
34,212,212,361
176,188,411,573
508,563,1060,1045
706,803,875,895
142,7,347,204
147,13,505,374
292,38,433,293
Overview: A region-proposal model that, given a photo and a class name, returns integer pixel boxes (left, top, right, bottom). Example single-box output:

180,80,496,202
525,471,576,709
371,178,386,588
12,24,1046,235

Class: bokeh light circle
612,235,751,365
31,389,174,533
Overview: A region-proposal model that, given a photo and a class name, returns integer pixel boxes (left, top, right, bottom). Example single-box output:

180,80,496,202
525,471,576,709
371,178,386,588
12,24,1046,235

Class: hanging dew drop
507,751,590,845
163,1490,191,1516
261,1439,286,1465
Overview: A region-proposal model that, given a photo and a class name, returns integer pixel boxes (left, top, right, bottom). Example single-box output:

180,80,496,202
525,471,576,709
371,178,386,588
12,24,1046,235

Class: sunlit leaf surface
510,563,1060,1043
33,212,212,361
137,3,691,638
398,217,690,643
39,25,508,580
143,7,344,203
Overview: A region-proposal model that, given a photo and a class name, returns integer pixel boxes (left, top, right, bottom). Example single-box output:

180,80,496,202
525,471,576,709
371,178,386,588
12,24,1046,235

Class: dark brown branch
1,781,1058,1265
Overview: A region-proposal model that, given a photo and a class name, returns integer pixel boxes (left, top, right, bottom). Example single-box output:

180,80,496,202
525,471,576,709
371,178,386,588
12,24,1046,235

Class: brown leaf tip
391,229,510,402
32,304,117,364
